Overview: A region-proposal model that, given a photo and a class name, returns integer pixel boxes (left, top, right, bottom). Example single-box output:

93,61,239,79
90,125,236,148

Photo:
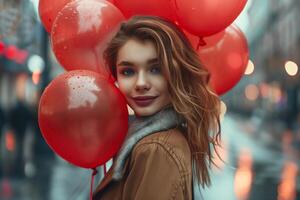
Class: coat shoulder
133,128,192,172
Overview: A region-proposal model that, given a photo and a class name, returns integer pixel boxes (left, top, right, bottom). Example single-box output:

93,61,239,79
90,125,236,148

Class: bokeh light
245,84,259,101
284,61,298,76
245,60,255,75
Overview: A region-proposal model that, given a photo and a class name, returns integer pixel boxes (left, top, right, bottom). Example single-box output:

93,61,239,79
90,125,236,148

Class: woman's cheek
117,81,131,97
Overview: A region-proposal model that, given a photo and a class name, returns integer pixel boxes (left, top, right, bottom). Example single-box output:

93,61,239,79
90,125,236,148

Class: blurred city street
1,0,300,199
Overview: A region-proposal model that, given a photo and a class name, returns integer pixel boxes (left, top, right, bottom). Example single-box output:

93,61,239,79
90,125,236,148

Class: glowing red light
32,71,41,85
5,45,17,60
0,41,5,55
5,131,15,152
1,179,12,198
15,49,29,64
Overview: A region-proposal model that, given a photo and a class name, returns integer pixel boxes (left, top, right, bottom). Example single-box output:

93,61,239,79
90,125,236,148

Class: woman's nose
135,71,150,91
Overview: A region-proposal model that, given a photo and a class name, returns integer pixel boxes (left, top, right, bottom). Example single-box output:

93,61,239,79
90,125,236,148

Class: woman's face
116,38,171,117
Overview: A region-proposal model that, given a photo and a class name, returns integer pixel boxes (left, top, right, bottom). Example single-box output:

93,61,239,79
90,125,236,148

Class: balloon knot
197,37,207,50
92,168,98,176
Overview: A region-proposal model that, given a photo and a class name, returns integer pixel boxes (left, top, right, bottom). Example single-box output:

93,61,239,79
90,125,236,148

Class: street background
0,0,299,199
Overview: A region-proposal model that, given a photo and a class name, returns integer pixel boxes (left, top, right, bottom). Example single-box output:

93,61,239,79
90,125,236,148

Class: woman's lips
132,96,158,107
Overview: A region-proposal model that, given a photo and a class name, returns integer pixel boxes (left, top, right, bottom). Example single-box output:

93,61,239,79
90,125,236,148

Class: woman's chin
133,109,155,117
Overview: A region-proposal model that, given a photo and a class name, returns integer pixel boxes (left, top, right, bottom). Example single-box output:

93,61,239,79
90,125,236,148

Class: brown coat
93,128,193,200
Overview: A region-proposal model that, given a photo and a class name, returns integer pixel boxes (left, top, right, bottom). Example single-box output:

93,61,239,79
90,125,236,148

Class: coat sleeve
122,142,187,200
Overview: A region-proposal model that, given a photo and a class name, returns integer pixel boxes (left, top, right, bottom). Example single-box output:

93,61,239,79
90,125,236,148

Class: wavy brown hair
104,16,221,187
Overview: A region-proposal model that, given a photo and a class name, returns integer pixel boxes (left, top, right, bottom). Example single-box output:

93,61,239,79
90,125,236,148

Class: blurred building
0,0,53,179
223,1,300,199
226,0,300,126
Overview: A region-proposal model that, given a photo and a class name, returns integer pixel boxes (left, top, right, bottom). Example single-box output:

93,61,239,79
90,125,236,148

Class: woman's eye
120,68,135,76
150,66,161,74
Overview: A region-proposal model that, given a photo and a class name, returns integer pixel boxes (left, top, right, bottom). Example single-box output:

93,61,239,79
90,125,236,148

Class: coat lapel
93,165,114,195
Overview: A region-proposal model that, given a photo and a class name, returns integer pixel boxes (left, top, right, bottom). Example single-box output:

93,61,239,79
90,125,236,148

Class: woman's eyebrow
117,61,135,67
147,58,159,64
117,58,158,67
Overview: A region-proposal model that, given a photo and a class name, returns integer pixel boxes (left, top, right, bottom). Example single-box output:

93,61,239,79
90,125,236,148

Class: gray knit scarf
112,106,186,180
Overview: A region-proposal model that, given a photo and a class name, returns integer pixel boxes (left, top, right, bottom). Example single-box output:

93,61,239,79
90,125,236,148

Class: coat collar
93,106,185,197
112,106,185,180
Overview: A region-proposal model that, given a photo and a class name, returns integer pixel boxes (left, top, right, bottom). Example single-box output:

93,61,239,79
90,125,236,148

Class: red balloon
172,0,247,37
39,0,115,33
51,0,124,77
114,0,175,21
38,70,129,168
196,25,249,95
39,0,71,33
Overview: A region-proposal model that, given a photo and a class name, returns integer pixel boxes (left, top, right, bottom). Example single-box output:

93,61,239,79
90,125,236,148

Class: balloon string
197,36,207,50
89,168,98,200
103,162,107,176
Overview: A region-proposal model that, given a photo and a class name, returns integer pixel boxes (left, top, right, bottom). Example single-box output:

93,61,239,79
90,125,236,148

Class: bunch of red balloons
38,0,128,169
38,0,249,169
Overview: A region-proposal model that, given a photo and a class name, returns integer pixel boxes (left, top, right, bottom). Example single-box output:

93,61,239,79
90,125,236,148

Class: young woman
93,15,221,200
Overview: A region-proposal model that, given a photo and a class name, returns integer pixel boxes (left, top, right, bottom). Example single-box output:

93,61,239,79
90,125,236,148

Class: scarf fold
112,106,186,180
